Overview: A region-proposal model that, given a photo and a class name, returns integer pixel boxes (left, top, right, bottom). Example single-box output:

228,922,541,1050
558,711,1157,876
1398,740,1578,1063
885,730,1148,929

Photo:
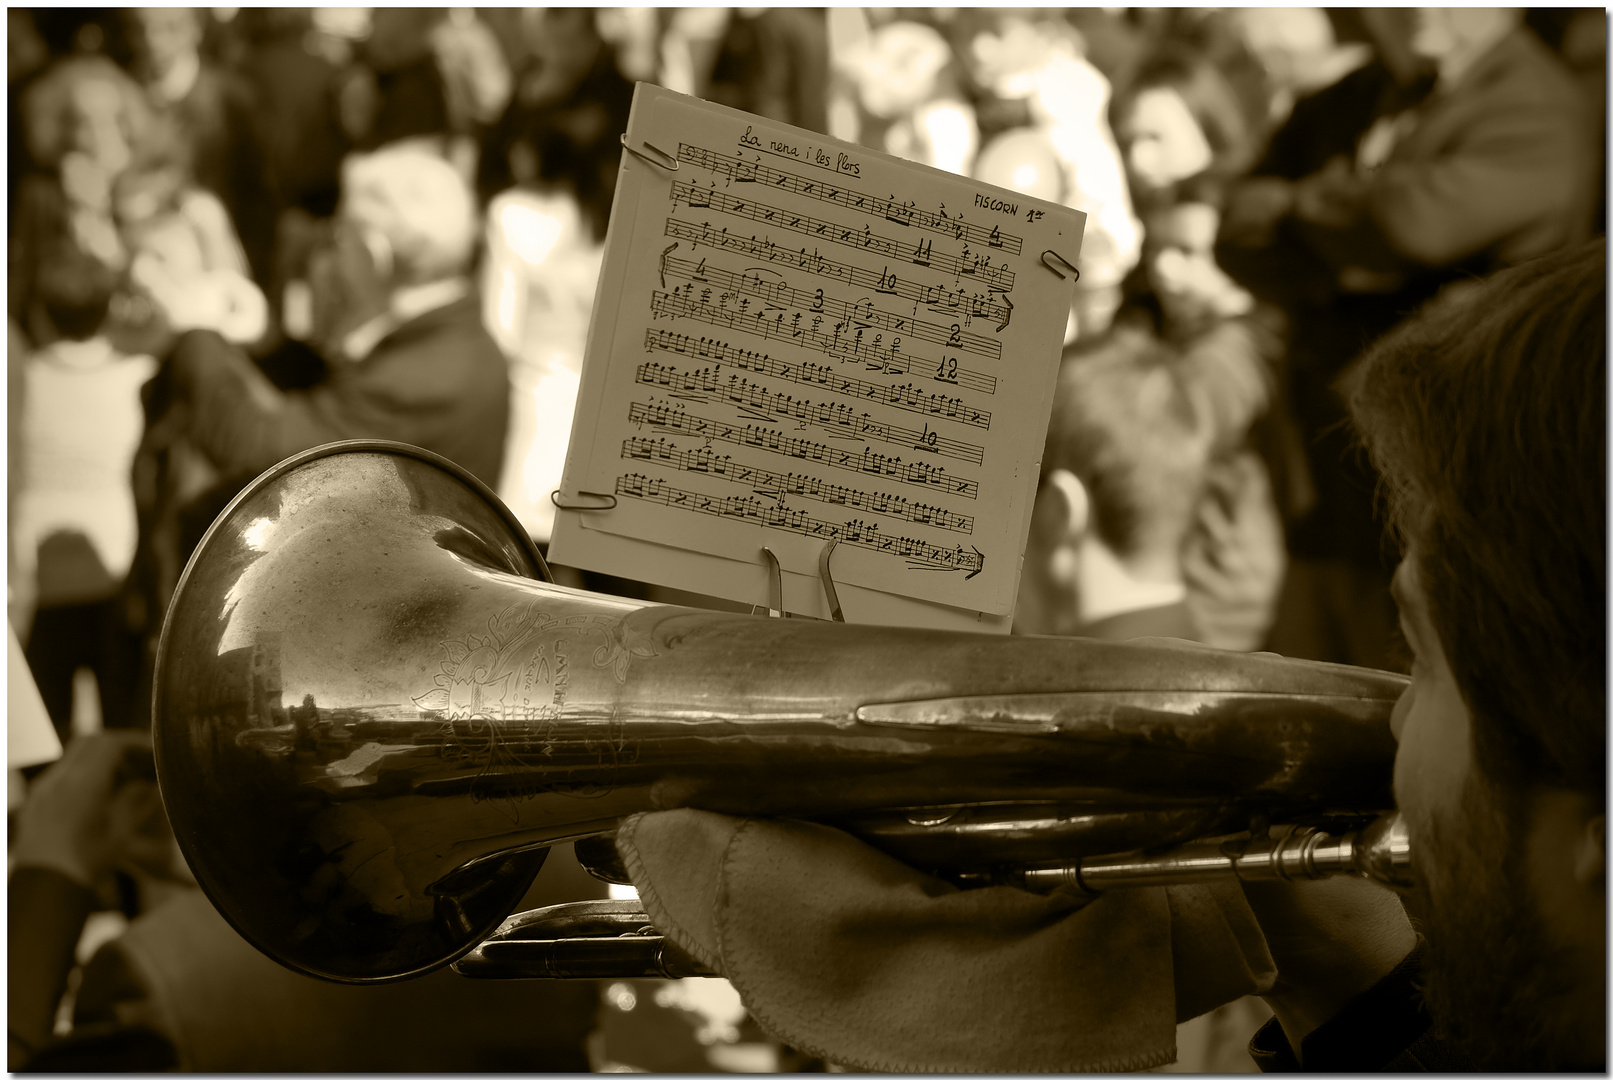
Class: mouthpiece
1016,812,1414,895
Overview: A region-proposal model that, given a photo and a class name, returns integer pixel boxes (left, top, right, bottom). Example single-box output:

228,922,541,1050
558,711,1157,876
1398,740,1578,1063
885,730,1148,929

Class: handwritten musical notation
626,399,979,498
630,381,983,463
637,356,989,431
662,219,1011,330
620,437,974,532
649,288,993,399
671,180,1015,292
659,250,1002,359
548,86,1083,626
643,328,997,396
676,143,1026,257
616,473,985,576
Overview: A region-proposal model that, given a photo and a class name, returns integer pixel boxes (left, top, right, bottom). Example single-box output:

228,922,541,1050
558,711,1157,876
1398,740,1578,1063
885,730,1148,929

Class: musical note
669,180,1016,292
638,343,990,429
632,358,985,463
677,142,1027,257
619,437,974,533
661,219,1011,328
627,399,979,498
648,291,1003,409
615,474,986,574
644,325,996,401
658,252,1000,361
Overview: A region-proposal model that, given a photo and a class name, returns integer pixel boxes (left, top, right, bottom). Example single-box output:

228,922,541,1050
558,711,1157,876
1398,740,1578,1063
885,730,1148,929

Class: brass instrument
453,814,1414,980
153,442,1410,985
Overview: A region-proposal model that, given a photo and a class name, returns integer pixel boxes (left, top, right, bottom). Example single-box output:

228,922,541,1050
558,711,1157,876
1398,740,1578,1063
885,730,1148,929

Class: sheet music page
549,85,1084,630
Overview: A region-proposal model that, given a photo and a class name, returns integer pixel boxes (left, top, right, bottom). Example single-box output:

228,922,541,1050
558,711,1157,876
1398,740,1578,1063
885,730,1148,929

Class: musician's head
1016,326,1213,636
307,143,479,358
338,143,479,290
1351,238,1606,1069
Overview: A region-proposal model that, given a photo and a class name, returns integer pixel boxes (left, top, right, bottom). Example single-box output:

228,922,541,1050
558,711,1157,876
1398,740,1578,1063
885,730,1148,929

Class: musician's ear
1044,468,1088,545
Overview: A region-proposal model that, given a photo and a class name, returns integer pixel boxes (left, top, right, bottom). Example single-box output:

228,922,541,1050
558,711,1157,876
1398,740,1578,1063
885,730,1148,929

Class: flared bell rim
151,440,552,983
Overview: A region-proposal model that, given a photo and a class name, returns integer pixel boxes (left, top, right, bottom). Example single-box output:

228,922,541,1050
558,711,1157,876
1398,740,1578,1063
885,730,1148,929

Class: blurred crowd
7,7,1607,1074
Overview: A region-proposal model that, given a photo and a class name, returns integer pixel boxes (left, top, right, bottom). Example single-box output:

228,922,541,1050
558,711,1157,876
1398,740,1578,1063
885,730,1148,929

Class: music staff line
662,251,1001,360
639,360,983,463
644,327,997,398
626,399,980,499
637,357,988,435
651,290,996,418
678,142,1025,256
670,181,1015,293
662,219,1011,329
644,327,994,416
620,436,974,533
616,473,986,575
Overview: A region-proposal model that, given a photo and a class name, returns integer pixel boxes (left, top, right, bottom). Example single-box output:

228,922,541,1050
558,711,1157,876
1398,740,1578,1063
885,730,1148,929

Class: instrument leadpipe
153,442,1409,984
452,813,1413,980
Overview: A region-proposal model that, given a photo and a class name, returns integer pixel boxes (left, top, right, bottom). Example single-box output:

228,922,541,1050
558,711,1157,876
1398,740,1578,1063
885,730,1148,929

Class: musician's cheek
1390,652,1477,840
1389,683,1413,744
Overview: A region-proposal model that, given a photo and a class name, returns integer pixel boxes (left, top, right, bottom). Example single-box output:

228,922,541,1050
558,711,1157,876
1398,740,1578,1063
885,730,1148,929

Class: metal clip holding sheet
753,541,847,621
759,547,786,618
1041,250,1081,282
619,135,679,172
550,490,618,511
817,538,845,622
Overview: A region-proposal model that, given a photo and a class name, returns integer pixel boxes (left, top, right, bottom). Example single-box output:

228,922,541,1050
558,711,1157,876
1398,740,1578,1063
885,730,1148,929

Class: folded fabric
619,809,1276,1072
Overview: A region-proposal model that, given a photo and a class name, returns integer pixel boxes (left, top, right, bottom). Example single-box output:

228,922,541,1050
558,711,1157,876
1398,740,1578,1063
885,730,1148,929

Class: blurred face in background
127,8,202,80
66,77,135,176
1409,8,1518,64
519,8,603,108
1145,202,1249,331
1114,86,1211,196
307,216,391,359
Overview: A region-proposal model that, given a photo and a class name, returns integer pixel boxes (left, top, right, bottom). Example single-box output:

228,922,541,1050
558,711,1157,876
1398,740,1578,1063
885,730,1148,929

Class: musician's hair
1045,325,1213,560
1350,238,1607,796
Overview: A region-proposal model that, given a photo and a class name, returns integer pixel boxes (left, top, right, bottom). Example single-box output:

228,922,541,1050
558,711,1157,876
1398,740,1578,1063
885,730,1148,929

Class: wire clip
759,547,786,618
550,490,618,511
1041,250,1081,282
817,539,845,622
753,541,846,621
619,135,679,171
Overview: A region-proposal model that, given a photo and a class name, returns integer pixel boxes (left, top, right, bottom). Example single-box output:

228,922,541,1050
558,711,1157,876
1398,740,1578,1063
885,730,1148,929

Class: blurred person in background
962,10,1142,342
12,238,157,740
342,7,511,180
8,9,52,212
1015,332,1214,642
109,115,269,354
8,730,600,1072
1216,6,1593,670
1110,44,1258,218
704,8,830,135
475,9,633,546
10,54,150,347
126,144,508,721
231,7,350,228
1127,200,1287,654
163,141,507,488
831,13,979,177
1256,7,1594,297
122,7,275,290
479,8,634,245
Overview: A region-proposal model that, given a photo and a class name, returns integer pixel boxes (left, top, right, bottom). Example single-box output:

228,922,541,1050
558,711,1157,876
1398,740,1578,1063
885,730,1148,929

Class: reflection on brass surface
155,442,1408,984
